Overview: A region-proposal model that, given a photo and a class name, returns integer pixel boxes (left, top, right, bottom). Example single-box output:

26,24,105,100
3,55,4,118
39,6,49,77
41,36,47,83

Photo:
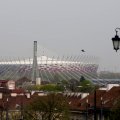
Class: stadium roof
0,56,88,65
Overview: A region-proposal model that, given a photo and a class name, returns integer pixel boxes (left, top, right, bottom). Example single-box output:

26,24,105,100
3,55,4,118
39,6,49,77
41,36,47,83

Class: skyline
0,0,120,72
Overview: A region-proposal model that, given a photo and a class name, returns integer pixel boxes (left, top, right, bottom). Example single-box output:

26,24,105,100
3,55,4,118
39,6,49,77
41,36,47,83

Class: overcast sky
0,0,120,72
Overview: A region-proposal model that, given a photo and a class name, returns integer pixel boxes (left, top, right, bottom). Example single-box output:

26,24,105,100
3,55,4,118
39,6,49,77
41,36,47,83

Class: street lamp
86,99,88,120
17,93,24,120
112,28,120,52
6,98,9,120
100,97,103,120
94,89,97,120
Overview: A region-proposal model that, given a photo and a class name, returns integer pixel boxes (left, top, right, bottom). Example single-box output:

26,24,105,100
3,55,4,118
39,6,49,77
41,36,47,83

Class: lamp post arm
115,28,120,35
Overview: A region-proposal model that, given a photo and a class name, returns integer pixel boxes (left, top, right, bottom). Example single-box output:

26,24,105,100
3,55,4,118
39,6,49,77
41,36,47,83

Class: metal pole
20,95,23,120
86,99,88,120
100,97,103,120
94,89,97,120
6,98,9,120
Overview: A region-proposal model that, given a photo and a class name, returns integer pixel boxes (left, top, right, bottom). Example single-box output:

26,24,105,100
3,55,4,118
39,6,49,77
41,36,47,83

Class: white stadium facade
0,55,98,83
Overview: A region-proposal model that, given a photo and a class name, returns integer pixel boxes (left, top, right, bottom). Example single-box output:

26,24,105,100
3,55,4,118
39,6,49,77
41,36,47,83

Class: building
0,84,120,119
0,55,98,83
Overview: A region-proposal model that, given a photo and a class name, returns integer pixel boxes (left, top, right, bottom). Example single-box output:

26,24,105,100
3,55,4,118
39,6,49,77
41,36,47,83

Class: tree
27,84,64,92
68,79,79,92
110,99,120,120
24,93,69,120
78,76,95,92
80,76,85,82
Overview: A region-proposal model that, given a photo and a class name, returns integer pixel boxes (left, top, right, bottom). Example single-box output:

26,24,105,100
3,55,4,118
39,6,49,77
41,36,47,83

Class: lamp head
112,30,120,52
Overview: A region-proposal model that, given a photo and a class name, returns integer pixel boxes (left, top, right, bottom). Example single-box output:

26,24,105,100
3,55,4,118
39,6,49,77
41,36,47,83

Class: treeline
99,71,120,79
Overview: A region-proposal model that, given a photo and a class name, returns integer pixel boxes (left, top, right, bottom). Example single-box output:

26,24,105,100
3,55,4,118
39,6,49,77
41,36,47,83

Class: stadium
0,55,98,83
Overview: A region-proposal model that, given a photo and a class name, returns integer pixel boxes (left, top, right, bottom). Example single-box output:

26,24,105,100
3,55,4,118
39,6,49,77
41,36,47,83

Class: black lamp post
6,98,9,120
0,93,3,120
94,89,97,120
86,99,88,120
18,94,24,120
112,28,120,52
100,97,103,120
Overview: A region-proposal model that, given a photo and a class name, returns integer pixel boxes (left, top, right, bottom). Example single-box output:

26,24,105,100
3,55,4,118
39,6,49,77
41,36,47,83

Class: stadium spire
32,41,41,85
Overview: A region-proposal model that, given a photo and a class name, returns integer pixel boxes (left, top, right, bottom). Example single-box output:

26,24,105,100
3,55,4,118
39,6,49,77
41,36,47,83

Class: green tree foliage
80,76,85,82
24,93,69,120
59,79,68,85
40,84,64,91
78,76,94,92
27,84,64,92
68,79,79,92
110,99,120,120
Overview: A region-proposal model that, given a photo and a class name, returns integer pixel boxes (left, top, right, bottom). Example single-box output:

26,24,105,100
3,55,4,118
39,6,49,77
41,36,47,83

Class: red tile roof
0,80,9,83
11,88,25,94
68,87,120,111
0,86,120,112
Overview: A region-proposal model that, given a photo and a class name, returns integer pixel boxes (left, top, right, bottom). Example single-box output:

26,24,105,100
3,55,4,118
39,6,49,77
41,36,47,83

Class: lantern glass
112,40,120,51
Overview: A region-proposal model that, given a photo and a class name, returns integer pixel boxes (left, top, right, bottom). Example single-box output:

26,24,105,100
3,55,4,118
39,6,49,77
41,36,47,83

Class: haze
0,0,120,72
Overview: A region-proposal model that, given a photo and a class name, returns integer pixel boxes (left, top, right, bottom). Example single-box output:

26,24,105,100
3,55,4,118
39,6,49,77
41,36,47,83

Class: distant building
0,80,15,89
7,80,15,90
0,55,98,83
